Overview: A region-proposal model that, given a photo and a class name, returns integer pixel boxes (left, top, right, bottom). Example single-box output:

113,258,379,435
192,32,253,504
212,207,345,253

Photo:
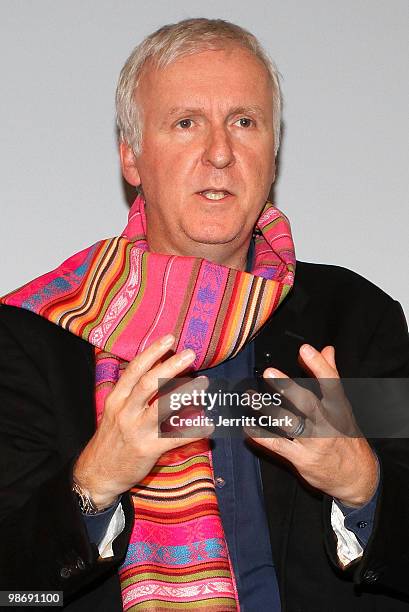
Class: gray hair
116,18,281,156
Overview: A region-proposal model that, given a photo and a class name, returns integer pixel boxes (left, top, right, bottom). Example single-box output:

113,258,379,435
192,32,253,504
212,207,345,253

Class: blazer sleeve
0,311,134,599
323,298,409,596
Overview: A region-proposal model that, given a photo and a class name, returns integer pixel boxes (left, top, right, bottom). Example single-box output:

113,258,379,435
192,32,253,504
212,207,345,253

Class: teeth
201,191,228,200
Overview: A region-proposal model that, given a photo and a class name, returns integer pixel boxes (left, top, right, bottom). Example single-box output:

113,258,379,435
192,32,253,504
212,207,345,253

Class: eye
235,117,254,128
177,118,193,129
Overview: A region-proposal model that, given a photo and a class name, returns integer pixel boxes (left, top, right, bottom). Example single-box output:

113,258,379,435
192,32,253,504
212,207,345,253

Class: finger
299,344,337,378
244,425,303,462
299,345,356,435
111,334,176,400
245,387,310,438
264,365,350,436
162,421,214,440
125,348,198,410
263,368,318,421
299,344,343,399
321,345,337,371
154,375,210,425
158,423,215,454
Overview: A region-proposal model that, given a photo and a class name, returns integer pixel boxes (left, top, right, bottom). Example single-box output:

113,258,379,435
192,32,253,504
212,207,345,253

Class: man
0,17,408,611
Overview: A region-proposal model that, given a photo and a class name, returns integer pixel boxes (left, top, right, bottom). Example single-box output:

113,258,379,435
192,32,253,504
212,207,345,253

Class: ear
119,142,141,187
271,163,276,184
271,153,277,183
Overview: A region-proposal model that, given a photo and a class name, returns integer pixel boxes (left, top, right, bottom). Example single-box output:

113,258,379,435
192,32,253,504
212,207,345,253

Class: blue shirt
201,344,281,611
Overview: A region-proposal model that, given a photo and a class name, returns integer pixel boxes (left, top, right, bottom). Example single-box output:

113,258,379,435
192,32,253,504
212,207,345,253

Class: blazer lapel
253,275,311,594
45,326,96,459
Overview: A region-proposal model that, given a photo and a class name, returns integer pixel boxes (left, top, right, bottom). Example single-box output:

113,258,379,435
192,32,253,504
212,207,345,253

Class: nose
202,126,235,169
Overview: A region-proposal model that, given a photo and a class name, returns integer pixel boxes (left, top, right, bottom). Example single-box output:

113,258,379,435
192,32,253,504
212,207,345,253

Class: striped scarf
2,196,295,610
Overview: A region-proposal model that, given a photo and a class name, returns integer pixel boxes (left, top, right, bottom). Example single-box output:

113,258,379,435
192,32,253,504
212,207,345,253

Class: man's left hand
246,344,378,508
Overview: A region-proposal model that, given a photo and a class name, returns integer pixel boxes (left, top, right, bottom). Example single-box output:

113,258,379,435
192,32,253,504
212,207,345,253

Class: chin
188,231,240,246
185,222,243,246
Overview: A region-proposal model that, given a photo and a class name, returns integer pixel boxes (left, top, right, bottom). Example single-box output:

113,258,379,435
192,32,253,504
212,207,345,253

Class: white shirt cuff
98,502,126,559
331,500,363,567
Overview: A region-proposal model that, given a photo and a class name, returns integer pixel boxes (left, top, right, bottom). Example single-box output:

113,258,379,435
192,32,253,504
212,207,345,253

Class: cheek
239,140,275,178
254,151,275,189
136,153,173,196
152,147,197,191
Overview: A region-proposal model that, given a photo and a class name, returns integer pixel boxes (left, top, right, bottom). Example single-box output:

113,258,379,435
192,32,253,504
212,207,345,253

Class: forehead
136,46,273,116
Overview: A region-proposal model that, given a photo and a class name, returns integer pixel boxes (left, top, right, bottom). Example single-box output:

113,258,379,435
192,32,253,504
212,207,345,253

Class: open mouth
198,189,232,201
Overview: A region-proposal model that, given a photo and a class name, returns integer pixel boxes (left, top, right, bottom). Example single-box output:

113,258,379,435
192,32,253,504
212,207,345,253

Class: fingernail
179,349,196,364
301,344,315,359
161,334,175,347
264,368,278,378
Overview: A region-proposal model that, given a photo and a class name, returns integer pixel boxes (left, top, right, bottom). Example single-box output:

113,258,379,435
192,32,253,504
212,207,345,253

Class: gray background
1,0,408,315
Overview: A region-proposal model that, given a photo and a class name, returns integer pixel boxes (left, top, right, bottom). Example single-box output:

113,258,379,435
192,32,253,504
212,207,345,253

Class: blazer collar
254,268,311,378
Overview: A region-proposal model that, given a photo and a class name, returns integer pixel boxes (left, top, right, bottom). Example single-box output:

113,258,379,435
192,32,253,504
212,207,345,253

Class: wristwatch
72,480,102,515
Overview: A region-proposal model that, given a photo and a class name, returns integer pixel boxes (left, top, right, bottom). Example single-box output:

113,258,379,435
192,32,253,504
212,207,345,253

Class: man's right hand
73,334,211,510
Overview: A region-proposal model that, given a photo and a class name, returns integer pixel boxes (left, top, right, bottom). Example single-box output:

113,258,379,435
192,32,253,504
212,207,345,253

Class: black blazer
0,261,408,611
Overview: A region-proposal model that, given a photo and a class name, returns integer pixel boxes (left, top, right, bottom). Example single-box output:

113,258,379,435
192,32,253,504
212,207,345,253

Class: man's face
121,45,276,260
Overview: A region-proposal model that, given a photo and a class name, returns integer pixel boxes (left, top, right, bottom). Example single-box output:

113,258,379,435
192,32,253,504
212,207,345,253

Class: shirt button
60,567,71,579
76,557,86,570
215,476,226,488
357,521,368,529
363,569,380,584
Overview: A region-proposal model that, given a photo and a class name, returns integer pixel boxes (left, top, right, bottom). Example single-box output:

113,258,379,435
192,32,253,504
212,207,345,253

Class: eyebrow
228,105,266,118
165,105,267,120
165,106,205,119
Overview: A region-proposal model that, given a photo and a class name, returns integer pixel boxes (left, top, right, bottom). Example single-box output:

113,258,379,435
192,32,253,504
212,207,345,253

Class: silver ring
290,415,306,438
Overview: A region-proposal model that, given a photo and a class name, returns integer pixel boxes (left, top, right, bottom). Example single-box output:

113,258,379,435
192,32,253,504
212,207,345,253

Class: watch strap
72,480,101,515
